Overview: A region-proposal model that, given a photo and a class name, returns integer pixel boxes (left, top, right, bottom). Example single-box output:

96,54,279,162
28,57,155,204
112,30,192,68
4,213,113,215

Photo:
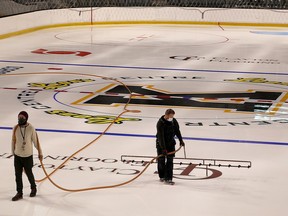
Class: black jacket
156,115,183,150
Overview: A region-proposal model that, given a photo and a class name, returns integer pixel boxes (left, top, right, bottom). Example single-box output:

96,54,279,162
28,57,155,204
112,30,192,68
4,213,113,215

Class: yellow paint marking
71,93,95,105
269,92,288,114
71,83,116,105
94,83,116,93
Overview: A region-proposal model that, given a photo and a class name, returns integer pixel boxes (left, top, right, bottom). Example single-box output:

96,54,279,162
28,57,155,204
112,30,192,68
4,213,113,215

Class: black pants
14,155,36,194
157,147,175,181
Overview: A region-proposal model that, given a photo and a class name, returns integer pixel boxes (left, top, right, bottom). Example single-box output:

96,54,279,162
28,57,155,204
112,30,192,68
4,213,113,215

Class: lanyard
20,126,26,144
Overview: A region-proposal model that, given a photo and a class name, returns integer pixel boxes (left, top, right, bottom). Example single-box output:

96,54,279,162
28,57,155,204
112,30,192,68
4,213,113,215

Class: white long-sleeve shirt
11,123,42,157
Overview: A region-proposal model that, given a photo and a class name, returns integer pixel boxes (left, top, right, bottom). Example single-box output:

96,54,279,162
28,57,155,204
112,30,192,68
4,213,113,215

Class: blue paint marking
0,59,287,76
251,31,288,36
1,126,288,147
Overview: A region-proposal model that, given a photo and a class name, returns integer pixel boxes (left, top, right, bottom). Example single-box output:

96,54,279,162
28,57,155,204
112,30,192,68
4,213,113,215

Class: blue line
1,126,287,147
251,31,288,36
0,59,287,76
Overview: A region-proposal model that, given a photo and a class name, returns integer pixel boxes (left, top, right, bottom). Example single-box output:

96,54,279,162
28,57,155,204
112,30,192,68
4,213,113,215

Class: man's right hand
162,149,168,156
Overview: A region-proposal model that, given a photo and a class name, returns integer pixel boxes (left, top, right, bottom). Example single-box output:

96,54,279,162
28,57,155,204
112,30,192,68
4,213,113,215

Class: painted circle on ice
54,27,229,47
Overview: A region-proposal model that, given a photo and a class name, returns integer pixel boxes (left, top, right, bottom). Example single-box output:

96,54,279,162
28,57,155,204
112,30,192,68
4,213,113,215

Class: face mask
167,118,173,122
18,118,27,126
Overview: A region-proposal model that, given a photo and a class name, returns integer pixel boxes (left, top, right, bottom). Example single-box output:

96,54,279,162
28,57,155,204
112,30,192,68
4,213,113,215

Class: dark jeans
157,147,175,181
14,155,36,194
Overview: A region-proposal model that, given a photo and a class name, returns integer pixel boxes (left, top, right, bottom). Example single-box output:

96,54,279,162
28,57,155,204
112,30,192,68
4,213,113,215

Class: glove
162,149,168,156
180,140,185,147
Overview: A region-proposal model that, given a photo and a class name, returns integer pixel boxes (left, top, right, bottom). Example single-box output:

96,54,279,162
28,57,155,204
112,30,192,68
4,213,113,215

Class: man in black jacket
156,109,185,185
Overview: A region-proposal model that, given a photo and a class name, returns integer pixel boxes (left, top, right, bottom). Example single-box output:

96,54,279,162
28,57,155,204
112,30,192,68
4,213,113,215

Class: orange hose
38,147,182,192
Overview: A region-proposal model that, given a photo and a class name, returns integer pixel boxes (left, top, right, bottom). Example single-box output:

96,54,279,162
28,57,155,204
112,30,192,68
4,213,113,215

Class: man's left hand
38,154,43,161
180,140,185,147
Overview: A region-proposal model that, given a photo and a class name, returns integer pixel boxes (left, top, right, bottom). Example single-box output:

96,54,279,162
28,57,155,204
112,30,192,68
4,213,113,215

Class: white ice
0,24,288,216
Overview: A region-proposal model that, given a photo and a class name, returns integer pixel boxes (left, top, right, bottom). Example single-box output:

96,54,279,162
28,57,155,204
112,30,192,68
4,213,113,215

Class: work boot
30,188,37,197
12,193,23,201
165,180,175,185
159,178,165,182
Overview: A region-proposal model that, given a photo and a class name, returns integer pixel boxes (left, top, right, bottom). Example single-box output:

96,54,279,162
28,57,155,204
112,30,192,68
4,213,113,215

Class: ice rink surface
0,24,288,216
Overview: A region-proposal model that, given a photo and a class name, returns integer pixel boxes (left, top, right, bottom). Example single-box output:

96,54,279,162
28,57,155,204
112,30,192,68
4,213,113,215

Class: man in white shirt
11,111,43,201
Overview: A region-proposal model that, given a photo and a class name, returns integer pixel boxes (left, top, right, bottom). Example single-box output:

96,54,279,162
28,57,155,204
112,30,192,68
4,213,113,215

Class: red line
55,90,68,92
47,68,63,70
3,87,17,90
80,91,93,94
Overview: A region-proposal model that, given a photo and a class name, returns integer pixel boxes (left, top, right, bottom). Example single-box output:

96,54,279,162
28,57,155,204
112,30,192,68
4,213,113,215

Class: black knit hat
18,111,28,120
